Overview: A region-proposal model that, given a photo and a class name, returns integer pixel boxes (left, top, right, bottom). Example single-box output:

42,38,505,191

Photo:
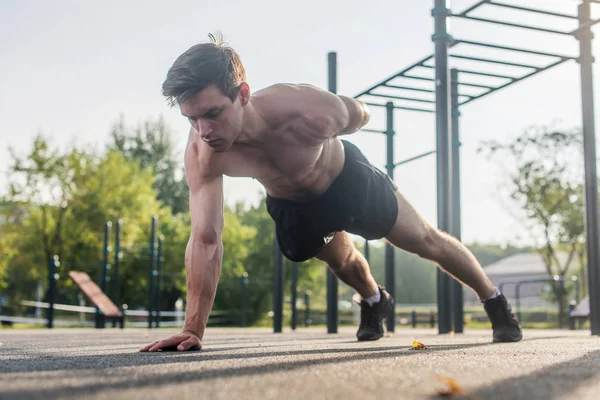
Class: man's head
162,33,249,151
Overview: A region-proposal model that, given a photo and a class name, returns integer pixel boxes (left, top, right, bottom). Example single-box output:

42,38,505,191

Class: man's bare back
184,83,365,202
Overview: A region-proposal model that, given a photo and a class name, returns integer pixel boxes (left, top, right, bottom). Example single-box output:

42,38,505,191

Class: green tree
479,126,585,326
109,115,188,215
3,134,173,311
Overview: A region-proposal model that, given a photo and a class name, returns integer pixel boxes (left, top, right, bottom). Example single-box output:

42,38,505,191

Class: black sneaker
356,285,395,341
483,293,523,343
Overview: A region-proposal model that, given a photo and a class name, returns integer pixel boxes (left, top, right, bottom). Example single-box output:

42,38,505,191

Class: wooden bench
568,297,589,330
69,271,124,328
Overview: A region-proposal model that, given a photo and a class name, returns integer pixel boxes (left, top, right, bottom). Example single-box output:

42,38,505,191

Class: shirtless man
139,34,522,352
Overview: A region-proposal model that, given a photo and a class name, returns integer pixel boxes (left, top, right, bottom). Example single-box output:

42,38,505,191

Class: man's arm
139,138,224,352
272,84,371,141
182,171,224,341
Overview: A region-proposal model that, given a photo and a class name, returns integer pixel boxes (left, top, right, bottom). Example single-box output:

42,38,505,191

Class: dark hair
162,32,246,106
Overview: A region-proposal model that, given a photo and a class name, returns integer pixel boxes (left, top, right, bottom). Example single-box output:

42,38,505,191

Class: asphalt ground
1,327,600,400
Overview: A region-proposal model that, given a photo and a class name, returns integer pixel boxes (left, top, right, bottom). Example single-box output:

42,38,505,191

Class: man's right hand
138,331,202,352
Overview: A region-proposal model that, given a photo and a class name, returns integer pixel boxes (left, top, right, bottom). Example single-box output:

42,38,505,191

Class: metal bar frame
452,14,571,35
364,102,434,113
460,57,569,106
454,39,576,60
488,1,578,20
450,54,540,69
367,92,435,103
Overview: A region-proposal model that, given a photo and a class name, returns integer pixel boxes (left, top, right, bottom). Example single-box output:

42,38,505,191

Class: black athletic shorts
266,140,399,262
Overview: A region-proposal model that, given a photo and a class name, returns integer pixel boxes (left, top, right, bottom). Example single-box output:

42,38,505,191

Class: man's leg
384,190,495,299
314,231,378,299
315,232,394,341
384,190,521,342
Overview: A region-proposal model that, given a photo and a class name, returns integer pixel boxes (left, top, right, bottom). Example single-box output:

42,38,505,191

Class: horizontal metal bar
383,84,434,93
455,68,517,80
395,150,437,167
570,18,600,35
364,102,434,113
451,54,540,69
361,128,386,135
488,1,578,20
460,57,569,106
367,92,435,103
354,54,433,98
458,81,496,89
456,0,489,17
401,75,434,82
422,64,517,80
455,39,575,59
452,14,571,35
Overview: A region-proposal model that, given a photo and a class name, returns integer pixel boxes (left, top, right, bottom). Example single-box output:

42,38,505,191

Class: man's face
180,85,243,152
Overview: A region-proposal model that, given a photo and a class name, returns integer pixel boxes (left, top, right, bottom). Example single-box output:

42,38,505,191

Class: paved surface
1,327,600,399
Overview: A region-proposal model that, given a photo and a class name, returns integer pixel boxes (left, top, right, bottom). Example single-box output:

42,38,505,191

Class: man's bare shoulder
184,128,222,184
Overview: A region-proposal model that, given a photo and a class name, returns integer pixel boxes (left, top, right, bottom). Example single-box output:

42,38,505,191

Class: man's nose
197,120,213,138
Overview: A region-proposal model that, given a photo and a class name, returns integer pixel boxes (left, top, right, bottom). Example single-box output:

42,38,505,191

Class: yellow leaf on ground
412,340,426,350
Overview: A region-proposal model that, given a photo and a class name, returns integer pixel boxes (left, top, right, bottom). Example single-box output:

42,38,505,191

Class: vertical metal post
433,0,453,334
112,219,121,328
273,235,284,333
327,51,339,334
98,221,111,329
364,240,370,264
291,262,298,330
155,235,163,328
148,216,157,329
385,101,396,332
304,291,311,327
47,255,59,329
450,68,464,333
578,0,600,336
240,272,248,327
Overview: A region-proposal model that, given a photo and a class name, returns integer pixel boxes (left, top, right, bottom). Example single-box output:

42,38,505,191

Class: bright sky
1,0,598,246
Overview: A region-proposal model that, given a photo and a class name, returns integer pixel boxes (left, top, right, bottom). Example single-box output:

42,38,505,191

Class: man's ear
238,82,250,106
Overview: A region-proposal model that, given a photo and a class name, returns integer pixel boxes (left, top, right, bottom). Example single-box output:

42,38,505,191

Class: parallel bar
460,57,568,106
384,84,434,93
403,75,434,82
327,51,339,334
450,54,540,69
456,0,489,17
394,150,436,167
364,102,434,113
578,0,600,335
434,0,453,334
450,68,464,334
455,39,576,59
355,55,434,98
368,92,435,103
489,1,578,20
385,102,396,333
452,14,571,35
